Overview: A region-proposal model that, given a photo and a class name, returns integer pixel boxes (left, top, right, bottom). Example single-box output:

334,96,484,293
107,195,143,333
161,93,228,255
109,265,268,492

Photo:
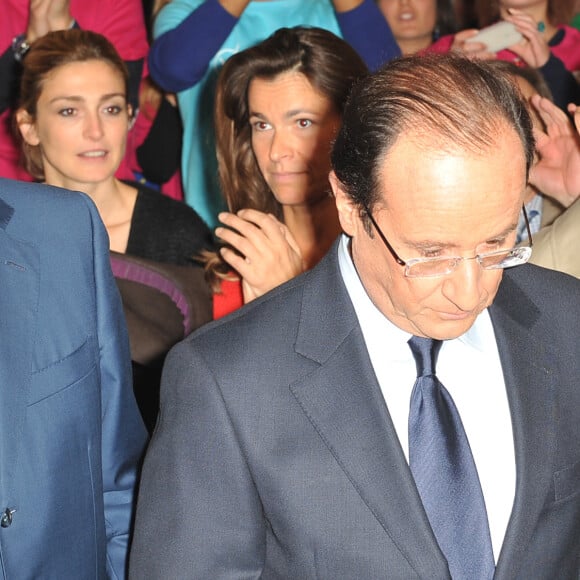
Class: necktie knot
408,336,442,377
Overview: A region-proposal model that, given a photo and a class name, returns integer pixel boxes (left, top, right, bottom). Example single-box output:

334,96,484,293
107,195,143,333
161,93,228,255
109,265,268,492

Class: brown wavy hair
205,26,368,288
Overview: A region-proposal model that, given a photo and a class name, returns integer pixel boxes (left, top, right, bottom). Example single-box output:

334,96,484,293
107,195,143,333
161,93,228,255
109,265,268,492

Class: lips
269,171,307,180
438,310,474,321
79,150,107,158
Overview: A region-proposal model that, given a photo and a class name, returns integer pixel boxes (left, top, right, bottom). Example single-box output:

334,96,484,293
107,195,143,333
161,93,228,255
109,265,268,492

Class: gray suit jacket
131,239,580,579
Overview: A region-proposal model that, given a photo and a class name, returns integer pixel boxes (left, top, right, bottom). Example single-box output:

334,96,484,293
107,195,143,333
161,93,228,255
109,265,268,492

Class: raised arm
0,0,74,114
149,0,242,92
334,0,401,70
529,95,580,207
0,48,17,114
25,0,73,42
503,9,580,110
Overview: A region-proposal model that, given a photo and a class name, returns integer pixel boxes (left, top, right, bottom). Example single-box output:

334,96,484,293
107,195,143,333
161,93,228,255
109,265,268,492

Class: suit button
1,508,15,528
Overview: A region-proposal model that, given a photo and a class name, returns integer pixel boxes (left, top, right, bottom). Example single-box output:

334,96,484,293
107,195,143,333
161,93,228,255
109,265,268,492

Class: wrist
25,17,77,45
11,34,31,63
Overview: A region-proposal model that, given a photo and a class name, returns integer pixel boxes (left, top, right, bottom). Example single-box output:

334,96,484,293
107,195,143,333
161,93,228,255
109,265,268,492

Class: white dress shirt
337,234,515,561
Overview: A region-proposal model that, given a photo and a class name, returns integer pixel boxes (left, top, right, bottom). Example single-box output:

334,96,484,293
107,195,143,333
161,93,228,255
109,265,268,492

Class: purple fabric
110,256,192,334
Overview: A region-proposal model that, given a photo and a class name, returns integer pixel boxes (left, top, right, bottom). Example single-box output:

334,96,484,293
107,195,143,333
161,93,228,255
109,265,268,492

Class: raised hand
27,0,73,42
215,209,304,303
450,29,497,61
529,95,580,207
504,8,551,68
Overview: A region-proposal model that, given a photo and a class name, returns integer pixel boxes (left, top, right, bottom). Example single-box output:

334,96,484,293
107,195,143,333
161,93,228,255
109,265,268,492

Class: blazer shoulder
1,180,99,241
503,263,580,296
494,264,580,334
187,272,308,350
1,178,93,210
179,243,353,370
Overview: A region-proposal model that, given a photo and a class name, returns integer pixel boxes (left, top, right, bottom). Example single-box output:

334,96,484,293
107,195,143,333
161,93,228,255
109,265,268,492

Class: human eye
250,118,271,132
480,235,510,253
296,118,313,129
420,248,445,259
103,104,123,115
58,107,76,117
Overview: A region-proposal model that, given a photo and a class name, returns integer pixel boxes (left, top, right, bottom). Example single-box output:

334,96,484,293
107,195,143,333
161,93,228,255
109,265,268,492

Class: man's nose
441,258,486,312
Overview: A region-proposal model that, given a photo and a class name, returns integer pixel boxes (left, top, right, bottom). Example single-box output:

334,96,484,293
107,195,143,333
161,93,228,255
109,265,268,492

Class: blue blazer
131,238,580,579
0,179,147,579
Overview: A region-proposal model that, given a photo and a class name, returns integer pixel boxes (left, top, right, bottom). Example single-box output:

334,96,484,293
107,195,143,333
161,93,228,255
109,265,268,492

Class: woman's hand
504,8,551,68
529,95,580,207
449,29,497,60
215,209,304,303
27,0,73,43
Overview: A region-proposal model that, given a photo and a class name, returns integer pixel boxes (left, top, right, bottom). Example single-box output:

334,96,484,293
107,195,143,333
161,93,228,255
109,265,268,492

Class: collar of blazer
292,244,559,579
0,196,15,230
291,242,449,576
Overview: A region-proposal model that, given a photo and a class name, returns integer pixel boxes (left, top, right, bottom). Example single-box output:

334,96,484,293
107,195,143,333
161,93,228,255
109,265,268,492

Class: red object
212,278,244,320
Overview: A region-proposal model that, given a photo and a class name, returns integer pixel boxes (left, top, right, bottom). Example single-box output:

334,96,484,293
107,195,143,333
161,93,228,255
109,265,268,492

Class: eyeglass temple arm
363,205,406,266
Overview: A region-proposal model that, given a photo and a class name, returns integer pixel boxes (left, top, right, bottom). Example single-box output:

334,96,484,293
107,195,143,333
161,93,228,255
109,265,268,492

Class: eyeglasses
364,205,534,279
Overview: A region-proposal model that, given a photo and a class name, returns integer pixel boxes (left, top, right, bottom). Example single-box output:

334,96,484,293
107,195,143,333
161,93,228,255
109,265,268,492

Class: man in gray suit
130,54,580,579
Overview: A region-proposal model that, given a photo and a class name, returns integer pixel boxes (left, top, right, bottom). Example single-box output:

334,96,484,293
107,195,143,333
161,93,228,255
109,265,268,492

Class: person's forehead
374,125,526,215
378,122,525,176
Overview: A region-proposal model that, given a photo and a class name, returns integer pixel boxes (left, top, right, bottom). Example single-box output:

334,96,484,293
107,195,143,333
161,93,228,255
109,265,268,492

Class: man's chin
417,313,479,341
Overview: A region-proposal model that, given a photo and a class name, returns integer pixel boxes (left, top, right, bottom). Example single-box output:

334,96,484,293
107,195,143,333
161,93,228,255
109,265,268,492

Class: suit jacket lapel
0,198,40,496
290,244,450,579
489,271,557,580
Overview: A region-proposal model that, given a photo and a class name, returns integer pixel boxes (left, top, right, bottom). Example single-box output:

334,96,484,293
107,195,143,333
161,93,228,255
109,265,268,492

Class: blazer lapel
489,272,557,580
290,245,450,579
0,199,40,496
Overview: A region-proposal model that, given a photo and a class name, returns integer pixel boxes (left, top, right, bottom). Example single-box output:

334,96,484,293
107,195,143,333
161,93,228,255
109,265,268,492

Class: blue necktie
408,336,495,580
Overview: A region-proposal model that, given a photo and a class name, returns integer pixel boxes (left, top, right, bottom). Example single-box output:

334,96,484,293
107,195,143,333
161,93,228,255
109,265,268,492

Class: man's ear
15,109,40,146
329,170,357,237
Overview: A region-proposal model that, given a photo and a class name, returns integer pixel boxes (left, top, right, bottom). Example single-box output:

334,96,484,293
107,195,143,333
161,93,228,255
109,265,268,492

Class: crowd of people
1,0,580,577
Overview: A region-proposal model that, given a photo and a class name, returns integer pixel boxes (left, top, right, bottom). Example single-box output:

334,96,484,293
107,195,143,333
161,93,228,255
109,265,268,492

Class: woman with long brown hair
208,26,368,317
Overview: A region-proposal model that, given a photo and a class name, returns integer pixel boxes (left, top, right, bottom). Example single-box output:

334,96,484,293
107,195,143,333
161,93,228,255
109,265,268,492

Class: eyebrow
48,92,126,105
248,108,322,120
400,222,519,252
